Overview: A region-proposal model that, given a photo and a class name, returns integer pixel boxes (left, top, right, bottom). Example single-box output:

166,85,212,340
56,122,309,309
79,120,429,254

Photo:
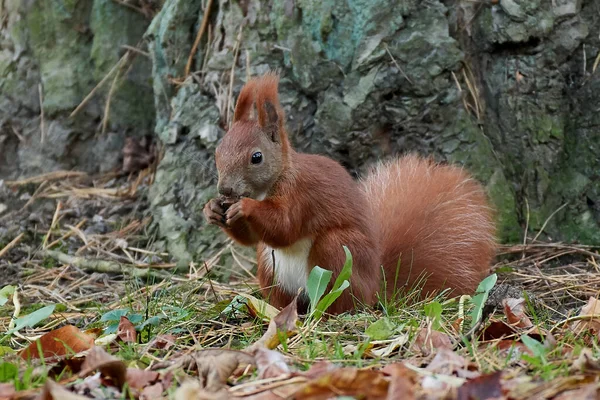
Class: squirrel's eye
251,152,263,164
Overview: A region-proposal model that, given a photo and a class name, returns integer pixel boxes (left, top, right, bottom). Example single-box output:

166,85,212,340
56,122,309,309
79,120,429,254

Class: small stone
553,0,581,18
499,0,527,21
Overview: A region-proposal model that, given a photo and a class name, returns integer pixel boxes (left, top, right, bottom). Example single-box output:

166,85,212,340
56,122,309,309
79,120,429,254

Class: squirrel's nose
218,184,233,197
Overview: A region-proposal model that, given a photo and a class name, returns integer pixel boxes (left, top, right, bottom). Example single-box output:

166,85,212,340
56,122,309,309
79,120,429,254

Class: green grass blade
469,273,497,329
307,266,333,314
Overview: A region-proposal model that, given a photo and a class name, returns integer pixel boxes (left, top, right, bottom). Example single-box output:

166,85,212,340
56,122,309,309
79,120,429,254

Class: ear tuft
255,72,285,143
233,79,257,123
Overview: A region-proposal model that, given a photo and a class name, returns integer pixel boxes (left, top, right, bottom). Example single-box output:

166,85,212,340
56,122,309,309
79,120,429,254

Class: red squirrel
203,72,496,314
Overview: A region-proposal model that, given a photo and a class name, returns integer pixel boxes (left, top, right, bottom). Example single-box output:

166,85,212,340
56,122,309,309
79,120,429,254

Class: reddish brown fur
362,156,496,298
205,73,497,314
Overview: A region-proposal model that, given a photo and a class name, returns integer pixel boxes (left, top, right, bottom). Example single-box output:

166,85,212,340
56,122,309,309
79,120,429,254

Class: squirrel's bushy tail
361,154,496,297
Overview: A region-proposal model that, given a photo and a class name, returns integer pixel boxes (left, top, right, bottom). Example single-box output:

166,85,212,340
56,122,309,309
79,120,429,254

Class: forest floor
1,169,600,400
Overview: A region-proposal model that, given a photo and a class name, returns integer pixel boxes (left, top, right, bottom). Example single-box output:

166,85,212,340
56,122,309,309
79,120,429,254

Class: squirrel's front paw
226,199,253,226
203,198,226,228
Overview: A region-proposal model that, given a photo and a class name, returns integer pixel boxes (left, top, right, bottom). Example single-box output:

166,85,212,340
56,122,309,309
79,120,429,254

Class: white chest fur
261,238,313,295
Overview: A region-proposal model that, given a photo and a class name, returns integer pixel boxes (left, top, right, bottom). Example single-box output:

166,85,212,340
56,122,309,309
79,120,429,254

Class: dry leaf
411,327,453,355
163,349,255,391
234,292,280,320
80,346,127,389
495,340,532,362
255,348,290,379
502,298,533,329
140,382,165,400
37,379,88,400
151,334,177,350
571,297,600,337
174,380,229,400
0,383,16,399
553,383,600,400
246,293,299,353
456,371,504,400
426,348,480,379
20,325,94,360
117,316,137,343
481,319,518,340
298,361,337,379
381,363,417,400
125,368,160,390
571,348,600,374
292,368,389,400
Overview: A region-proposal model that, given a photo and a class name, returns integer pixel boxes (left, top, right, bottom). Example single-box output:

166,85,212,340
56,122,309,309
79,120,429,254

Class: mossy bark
145,0,599,264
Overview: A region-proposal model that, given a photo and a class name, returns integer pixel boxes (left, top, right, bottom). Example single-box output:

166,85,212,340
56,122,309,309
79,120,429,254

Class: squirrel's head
215,73,290,201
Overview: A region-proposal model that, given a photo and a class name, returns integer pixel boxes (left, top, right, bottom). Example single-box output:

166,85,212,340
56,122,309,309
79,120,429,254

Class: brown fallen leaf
571,348,600,374
502,298,533,329
426,348,479,379
154,349,255,392
174,379,229,400
140,382,165,400
411,327,453,355
246,292,300,353
381,363,417,400
255,348,291,379
37,379,88,400
79,346,127,389
456,371,504,400
495,340,532,363
152,334,177,350
297,361,337,380
0,383,15,399
553,383,600,400
117,316,137,343
571,297,600,337
481,319,518,341
20,325,94,361
125,368,160,390
292,368,389,400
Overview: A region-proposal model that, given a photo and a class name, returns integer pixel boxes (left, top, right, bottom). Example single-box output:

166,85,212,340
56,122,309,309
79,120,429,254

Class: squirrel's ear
256,73,284,143
260,101,280,143
233,79,256,123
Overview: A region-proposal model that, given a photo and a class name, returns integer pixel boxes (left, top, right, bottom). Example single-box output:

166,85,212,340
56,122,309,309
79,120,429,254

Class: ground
1,168,600,399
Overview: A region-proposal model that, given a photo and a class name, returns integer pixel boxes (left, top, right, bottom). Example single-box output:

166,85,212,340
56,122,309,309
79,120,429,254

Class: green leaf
0,286,15,307
424,301,443,330
138,315,165,330
0,362,18,383
469,274,497,329
521,334,547,361
307,266,333,314
100,309,129,322
313,280,350,320
6,305,55,335
331,246,353,292
365,317,395,340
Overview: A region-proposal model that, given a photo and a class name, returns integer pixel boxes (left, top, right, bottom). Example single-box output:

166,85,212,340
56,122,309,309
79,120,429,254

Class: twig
531,203,568,243
120,44,150,58
40,249,172,278
5,171,87,186
70,51,130,118
102,52,131,134
204,261,219,302
384,44,413,85
184,0,214,78
42,201,62,249
0,233,24,258
226,25,244,127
